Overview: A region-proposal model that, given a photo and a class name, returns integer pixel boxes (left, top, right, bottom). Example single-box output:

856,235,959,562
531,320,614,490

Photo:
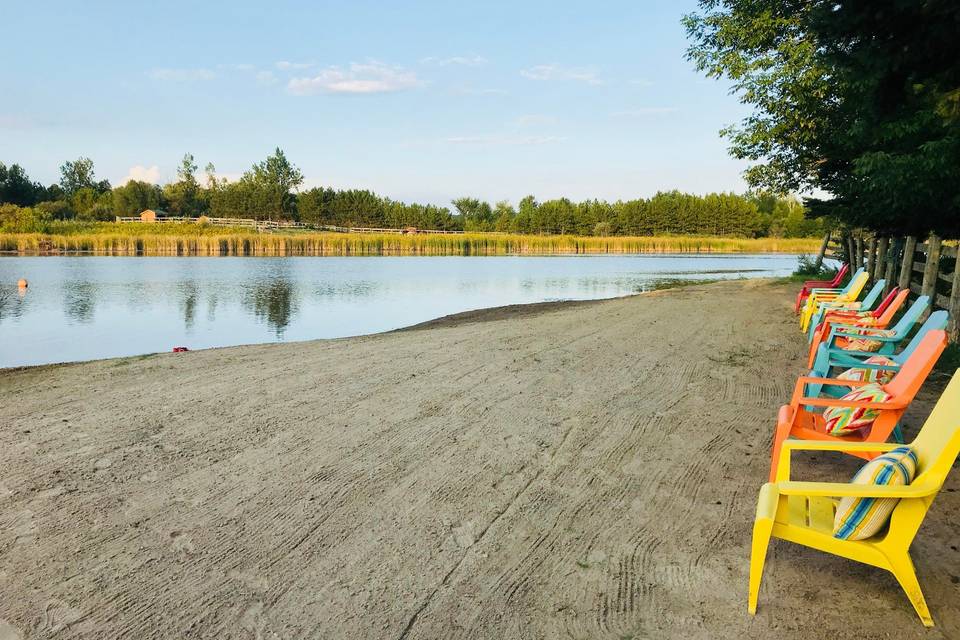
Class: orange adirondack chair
806,288,910,368
769,330,947,481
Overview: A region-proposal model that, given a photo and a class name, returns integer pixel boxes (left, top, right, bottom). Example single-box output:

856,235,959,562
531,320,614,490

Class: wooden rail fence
819,231,959,341
115,216,465,235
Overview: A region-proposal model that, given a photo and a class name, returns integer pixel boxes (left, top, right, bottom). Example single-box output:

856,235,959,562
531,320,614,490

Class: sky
0,1,752,207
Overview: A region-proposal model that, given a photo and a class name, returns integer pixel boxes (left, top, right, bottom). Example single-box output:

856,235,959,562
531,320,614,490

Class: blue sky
0,1,751,206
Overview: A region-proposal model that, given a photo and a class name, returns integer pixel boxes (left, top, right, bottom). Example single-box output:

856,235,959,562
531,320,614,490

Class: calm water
0,255,800,368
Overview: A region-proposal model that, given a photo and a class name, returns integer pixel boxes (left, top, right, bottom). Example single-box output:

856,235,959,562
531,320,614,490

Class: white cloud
611,107,678,117
443,135,565,146
420,55,487,67
276,60,314,70
256,71,279,85
288,61,420,95
520,64,602,85
150,68,215,81
116,165,161,186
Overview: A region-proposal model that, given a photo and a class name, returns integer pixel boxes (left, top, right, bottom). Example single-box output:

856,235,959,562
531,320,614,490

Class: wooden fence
818,232,960,341
115,216,464,235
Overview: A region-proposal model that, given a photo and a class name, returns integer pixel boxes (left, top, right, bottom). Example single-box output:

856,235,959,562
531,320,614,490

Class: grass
1,224,822,256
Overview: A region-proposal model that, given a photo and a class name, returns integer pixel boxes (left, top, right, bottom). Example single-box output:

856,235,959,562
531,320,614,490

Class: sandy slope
0,280,957,639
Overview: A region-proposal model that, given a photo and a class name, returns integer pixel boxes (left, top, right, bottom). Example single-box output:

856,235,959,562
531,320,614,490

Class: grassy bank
1,224,821,256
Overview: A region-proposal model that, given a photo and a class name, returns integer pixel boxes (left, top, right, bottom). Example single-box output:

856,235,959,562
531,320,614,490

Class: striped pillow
836,356,898,386
835,328,896,352
822,382,892,436
834,447,918,540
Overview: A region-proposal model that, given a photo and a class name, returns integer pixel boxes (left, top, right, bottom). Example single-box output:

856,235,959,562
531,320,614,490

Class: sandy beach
1,279,957,639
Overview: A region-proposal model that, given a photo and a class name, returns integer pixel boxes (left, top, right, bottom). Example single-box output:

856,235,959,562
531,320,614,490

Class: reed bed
1,227,821,256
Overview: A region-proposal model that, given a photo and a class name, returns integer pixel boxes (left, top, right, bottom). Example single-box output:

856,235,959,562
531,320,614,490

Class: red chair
794,263,849,313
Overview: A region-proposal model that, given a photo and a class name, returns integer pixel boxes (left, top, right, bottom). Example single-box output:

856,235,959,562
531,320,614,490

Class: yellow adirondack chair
749,371,960,626
799,270,869,332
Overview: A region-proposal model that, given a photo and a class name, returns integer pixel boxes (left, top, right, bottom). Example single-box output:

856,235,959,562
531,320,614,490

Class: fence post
898,235,917,291
875,236,888,287
950,257,960,342
866,236,877,282
846,234,857,269
919,234,942,320
814,232,831,270
885,237,901,294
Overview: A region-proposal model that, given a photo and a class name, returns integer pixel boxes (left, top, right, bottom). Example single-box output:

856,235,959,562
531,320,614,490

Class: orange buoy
17,278,28,289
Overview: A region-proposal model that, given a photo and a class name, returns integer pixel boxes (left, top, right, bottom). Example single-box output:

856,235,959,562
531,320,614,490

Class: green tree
59,157,103,195
113,180,162,216
0,162,44,206
685,0,960,238
163,153,202,216
249,147,304,219
452,197,495,231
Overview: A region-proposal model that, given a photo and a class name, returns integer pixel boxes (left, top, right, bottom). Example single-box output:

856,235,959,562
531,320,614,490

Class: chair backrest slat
889,296,930,336
883,330,947,398
872,287,900,317
893,311,950,365
859,280,885,310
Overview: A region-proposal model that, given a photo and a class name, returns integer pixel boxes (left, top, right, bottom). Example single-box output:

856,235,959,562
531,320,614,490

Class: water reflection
0,254,807,367
179,281,199,330
243,277,297,337
63,282,97,324
0,286,26,322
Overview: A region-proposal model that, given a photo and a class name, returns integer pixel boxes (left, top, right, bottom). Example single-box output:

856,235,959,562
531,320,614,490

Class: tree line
0,150,823,237
685,0,959,239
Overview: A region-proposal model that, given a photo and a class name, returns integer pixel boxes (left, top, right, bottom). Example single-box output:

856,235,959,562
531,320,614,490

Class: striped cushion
835,328,896,352
834,447,918,540
822,383,892,436
836,356,898,386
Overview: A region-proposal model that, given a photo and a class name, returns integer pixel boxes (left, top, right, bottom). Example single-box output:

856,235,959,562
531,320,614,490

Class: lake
0,255,801,368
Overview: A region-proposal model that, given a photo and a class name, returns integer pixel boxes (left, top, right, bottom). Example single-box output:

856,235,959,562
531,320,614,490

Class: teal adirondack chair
810,294,930,369
807,309,948,398
802,309,947,444
806,279,886,342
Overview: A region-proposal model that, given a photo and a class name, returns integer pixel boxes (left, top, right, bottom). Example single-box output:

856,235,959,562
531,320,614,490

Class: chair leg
749,516,774,614
888,553,933,627
768,421,793,482
892,423,905,444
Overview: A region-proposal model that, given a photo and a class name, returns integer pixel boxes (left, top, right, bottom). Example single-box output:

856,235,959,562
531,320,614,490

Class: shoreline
0,279,737,372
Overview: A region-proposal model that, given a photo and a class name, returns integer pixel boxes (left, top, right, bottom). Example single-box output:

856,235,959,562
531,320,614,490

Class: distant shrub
793,253,837,278
35,199,73,220
0,204,51,233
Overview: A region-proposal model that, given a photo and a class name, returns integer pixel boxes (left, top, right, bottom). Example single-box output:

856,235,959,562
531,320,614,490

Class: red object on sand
172,346,189,352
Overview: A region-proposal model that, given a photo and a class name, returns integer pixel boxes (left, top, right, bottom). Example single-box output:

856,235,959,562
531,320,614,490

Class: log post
898,236,917,291
950,256,960,342
866,236,877,282
814,232,831,270
855,233,864,269
876,236,889,288
886,237,901,293
846,234,857,269
919,234,942,320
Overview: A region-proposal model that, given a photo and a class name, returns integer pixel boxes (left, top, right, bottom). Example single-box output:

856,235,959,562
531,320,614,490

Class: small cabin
139,209,169,222
402,226,419,235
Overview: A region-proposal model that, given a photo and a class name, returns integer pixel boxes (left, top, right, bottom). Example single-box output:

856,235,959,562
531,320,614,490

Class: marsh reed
1,225,821,256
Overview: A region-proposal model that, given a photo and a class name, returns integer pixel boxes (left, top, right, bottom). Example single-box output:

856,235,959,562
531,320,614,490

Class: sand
0,279,957,639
